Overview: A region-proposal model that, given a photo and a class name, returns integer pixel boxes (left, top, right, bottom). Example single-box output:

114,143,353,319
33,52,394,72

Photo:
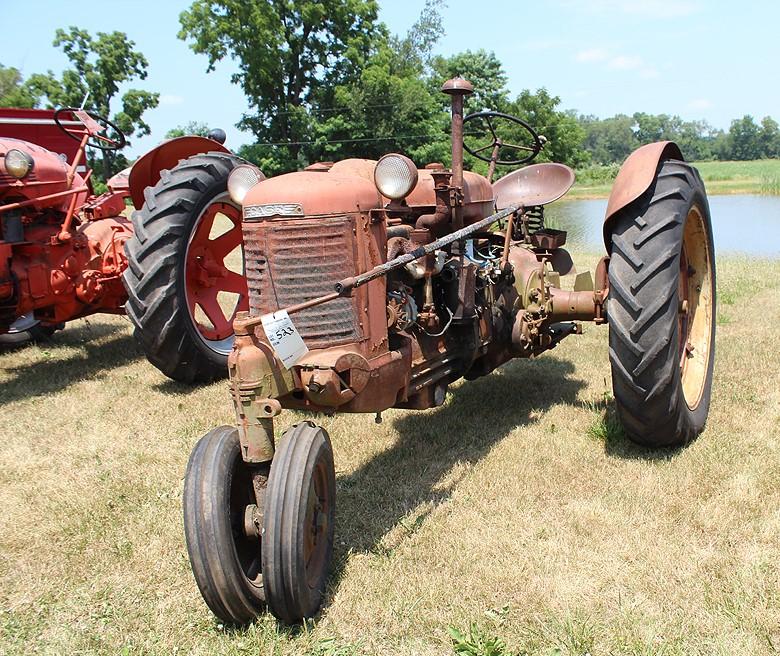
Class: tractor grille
243,215,362,348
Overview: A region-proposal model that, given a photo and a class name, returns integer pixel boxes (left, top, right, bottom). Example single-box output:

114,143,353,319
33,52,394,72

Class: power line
267,103,399,117
249,131,484,148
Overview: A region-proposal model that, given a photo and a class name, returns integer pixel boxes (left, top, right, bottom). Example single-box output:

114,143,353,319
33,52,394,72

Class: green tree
759,116,780,158
0,65,39,108
166,121,212,139
581,114,637,164
632,112,683,144
724,115,762,160
180,0,382,174
28,28,159,179
391,0,446,76
431,49,509,114
675,119,720,161
301,0,451,168
509,89,589,168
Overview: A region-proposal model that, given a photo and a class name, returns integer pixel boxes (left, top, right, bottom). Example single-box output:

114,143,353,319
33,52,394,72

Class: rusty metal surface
603,141,684,246
127,135,230,209
243,216,362,348
244,170,382,218
441,76,474,95
228,76,613,426
493,163,575,209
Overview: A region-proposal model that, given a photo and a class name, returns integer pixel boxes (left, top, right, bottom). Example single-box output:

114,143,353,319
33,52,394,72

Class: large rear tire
607,160,715,447
123,152,248,383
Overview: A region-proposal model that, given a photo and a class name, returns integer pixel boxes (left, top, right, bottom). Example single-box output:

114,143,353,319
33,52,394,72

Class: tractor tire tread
607,159,714,447
121,151,243,383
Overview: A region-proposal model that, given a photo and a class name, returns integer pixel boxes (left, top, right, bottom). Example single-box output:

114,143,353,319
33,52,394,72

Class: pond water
545,195,780,257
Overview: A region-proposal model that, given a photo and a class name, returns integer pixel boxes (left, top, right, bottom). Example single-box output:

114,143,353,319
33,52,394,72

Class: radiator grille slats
243,216,362,348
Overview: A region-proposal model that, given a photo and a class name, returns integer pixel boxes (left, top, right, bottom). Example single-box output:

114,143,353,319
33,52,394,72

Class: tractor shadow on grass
0,320,141,403
327,355,586,603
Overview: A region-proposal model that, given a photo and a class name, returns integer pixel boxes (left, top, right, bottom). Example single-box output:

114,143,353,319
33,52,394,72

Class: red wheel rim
184,199,247,354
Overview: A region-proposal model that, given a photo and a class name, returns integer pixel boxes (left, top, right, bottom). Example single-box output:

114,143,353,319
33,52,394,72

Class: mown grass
2,253,780,655
570,159,780,199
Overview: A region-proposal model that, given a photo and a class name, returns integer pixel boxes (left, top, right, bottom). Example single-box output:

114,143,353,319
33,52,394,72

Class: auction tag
260,310,308,369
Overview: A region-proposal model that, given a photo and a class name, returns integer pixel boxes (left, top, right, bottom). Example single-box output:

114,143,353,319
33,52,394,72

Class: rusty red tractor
182,77,715,624
0,107,252,381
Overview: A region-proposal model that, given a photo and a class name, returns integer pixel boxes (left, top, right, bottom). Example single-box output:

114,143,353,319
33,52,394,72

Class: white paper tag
260,310,308,369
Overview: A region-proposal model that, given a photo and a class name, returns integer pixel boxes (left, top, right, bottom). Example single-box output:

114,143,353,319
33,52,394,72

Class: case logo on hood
244,203,303,220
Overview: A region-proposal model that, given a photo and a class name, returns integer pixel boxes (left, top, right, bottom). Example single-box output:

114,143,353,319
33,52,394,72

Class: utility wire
268,103,399,116
250,131,485,148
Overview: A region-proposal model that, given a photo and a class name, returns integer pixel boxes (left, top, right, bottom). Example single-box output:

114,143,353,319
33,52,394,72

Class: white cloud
575,48,610,63
687,98,712,111
575,48,661,80
159,94,184,106
607,55,643,70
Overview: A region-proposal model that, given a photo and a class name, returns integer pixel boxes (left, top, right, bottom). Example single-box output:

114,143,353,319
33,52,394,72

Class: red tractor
181,77,716,624
0,107,253,381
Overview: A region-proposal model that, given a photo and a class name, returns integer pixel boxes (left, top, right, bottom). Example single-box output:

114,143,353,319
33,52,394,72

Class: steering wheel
463,111,542,166
54,107,127,152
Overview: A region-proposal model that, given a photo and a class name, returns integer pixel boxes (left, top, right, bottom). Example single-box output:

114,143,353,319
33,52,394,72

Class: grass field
2,253,780,655
570,159,780,199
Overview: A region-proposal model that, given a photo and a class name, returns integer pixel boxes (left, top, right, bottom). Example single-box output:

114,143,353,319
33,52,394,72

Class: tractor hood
242,158,494,218
0,137,87,212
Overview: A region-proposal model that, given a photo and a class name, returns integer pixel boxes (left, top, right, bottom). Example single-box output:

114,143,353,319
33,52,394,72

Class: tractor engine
228,154,592,452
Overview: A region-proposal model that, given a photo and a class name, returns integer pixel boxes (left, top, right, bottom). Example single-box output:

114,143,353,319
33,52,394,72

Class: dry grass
2,253,780,655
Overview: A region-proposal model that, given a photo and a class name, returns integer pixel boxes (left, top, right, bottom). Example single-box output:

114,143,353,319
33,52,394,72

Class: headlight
4,149,34,179
227,164,265,204
374,154,418,200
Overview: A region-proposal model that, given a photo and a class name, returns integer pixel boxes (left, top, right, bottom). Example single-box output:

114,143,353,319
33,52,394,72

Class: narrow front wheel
183,426,266,625
262,422,336,623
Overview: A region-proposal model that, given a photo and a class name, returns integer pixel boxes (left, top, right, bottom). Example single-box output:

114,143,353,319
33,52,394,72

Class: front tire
123,152,248,383
262,422,336,623
607,160,715,447
183,426,266,625
0,315,62,347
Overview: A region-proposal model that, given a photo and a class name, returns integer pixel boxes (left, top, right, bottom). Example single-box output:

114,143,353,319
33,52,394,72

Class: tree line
2,0,778,182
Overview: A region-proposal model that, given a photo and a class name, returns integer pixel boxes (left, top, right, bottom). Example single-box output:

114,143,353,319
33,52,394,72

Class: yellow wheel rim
678,205,714,410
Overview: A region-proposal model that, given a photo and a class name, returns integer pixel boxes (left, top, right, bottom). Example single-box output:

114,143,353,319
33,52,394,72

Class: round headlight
5,149,34,179
374,154,418,200
227,164,265,204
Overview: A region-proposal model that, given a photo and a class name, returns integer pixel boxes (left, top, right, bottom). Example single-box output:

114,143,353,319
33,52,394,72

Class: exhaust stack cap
441,76,473,96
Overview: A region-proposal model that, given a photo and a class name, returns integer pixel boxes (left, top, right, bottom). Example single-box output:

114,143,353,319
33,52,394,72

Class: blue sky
4,0,778,157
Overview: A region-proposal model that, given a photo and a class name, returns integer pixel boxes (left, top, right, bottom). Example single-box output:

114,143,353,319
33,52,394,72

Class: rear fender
603,141,683,249
127,136,231,209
